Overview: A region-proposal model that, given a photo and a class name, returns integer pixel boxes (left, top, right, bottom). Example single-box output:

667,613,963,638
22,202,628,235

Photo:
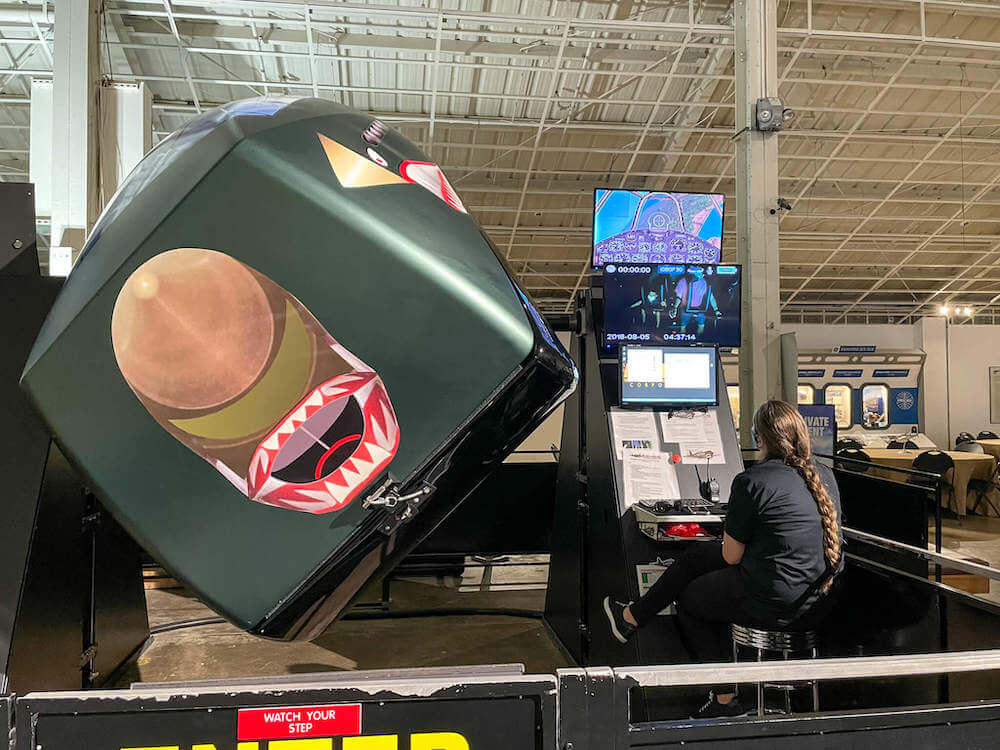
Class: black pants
631,543,837,695
631,542,753,682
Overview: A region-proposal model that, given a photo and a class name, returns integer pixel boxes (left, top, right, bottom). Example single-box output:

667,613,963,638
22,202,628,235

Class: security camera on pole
735,0,790,447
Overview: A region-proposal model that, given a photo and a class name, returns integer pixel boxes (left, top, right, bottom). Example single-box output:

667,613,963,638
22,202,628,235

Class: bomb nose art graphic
111,247,399,514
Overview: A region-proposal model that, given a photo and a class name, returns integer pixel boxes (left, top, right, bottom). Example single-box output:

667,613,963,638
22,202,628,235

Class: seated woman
603,400,844,719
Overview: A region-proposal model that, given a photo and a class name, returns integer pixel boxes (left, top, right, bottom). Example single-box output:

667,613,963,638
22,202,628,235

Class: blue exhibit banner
872,368,910,378
833,345,877,353
832,369,863,378
799,404,837,463
798,369,825,378
890,388,919,424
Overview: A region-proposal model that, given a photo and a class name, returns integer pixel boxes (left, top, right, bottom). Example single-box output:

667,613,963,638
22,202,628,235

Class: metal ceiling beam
815,77,1000,322
479,224,1000,241
137,101,1000,145
113,0,734,37
502,20,570,262
99,32,1000,91
161,0,201,112
108,0,1000,54
12,0,1000,321
559,16,701,301
0,3,51,24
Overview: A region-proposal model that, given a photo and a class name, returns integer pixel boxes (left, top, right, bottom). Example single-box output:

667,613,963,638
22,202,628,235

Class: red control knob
672,454,682,464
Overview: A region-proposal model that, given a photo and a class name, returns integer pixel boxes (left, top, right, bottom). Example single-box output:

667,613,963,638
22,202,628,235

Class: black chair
912,450,956,496
956,441,986,454
955,432,976,447
978,431,1000,440
835,438,864,452
835,447,871,473
969,458,1000,517
887,440,918,450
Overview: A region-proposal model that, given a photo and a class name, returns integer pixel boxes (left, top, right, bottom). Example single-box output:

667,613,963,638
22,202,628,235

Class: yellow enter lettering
411,733,470,750
268,741,332,750
238,744,260,750
342,737,398,750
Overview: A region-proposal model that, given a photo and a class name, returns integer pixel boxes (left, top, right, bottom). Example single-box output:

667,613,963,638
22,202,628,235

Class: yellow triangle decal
318,133,407,188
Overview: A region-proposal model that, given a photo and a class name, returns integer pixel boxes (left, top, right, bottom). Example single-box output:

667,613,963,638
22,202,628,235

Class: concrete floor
117,518,1000,688
119,561,571,687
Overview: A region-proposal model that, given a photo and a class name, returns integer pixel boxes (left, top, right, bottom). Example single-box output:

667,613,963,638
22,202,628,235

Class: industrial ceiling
3,0,1000,323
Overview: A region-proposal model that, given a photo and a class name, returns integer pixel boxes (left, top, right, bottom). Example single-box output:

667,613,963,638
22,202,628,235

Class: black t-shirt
724,458,843,623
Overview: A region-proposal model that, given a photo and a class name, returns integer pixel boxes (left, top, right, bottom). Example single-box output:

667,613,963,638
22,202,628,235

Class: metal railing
608,649,1000,688
845,527,1000,582
820,450,946,562
557,649,1000,749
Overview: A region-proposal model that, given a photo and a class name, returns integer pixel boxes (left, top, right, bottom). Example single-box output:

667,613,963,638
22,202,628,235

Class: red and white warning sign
237,703,362,741
400,160,468,214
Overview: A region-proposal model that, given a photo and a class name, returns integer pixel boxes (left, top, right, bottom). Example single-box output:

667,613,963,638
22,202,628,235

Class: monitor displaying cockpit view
593,189,724,267
603,263,741,348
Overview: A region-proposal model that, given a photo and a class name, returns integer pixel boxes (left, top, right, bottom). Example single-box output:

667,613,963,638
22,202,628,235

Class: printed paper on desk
610,410,659,459
658,411,726,464
622,451,680,508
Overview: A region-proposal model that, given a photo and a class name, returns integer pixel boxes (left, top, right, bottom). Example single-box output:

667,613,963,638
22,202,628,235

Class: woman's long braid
754,401,842,594
787,453,841,593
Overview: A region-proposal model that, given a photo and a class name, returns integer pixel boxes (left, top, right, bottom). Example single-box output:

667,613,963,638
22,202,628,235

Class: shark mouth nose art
110,247,400,515
248,371,399,513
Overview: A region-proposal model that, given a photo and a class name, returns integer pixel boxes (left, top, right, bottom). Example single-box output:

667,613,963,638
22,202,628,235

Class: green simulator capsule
22,97,576,640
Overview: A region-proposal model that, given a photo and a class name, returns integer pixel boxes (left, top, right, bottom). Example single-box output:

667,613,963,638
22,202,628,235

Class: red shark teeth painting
248,371,399,513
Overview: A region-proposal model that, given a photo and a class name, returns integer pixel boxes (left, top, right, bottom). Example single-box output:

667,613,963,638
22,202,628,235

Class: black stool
731,624,820,716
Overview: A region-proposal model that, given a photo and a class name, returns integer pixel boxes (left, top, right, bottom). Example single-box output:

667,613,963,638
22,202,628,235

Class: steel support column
735,0,782,443
50,0,100,259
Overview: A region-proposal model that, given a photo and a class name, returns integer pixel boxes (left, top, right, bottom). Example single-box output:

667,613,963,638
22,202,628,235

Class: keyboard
644,498,724,514
680,498,712,508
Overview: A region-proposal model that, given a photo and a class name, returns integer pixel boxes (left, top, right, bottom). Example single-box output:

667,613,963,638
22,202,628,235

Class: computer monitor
593,189,724,268
603,263,741,348
620,345,719,406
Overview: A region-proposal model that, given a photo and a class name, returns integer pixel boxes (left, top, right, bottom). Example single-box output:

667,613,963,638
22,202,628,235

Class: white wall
783,323,919,350
783,318,1000,447
946,325,1000,443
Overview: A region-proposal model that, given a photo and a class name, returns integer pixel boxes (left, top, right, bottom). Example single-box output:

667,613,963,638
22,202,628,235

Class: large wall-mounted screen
593,189,724,268
603,263,741,348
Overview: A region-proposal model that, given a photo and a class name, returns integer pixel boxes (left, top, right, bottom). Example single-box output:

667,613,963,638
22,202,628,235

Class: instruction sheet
658,411,726,464
621,451,680,507
610,410,659,459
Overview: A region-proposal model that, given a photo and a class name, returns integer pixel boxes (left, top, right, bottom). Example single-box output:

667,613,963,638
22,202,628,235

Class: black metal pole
82,493,99,688
577,297,590,666
935,481,949,704
935,483,943,565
